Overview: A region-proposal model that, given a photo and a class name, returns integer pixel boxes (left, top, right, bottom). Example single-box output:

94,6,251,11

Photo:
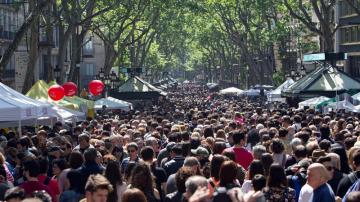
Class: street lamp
54,65,61,82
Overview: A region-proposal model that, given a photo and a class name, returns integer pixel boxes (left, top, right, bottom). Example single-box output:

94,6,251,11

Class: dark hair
121,188,147,202
85,174,113,193
267,164,287,188
38,156,49,174
222,150,236,161
4,187,25,201
252,174,266,191
331,146,351,174
69,151,84,169
140,146,155,161
344,137,357,150
278,128,288,138
23,159,40,177
294,145,307,159
52,158,68,171
181,131,190,141
171,144,183,155
248,160,264,180
210,154,227,181
261,153,273,177
18,136,31,148
84,148,98,162
319,139,331,152
127,142,139,151
105,161,123,202
124,161,137,182
219,161,238,187
317,156,332,164
213,142,227,154
130,163,156,200
175,167,193,193
32,190,52,202
270,139,285,154
320,124,331,138
232,131,246,145
204,127,214,138
0,164,6,179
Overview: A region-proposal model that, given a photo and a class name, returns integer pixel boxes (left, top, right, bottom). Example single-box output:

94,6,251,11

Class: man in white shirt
298,183,313,202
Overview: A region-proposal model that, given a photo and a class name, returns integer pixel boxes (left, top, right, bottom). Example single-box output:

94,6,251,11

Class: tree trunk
22,0,39,94
44,1,54,82
104,42,117,74
57,26,74,83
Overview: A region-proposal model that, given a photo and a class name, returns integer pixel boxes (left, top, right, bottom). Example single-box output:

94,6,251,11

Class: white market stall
220,87,244,95
267,79,294,102
298,96,330,109
95,97,132,111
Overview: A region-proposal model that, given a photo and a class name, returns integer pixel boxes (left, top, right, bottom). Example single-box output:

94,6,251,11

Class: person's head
184,156,201,174
267,164,287,188
38,157,49,175
248,160,264,180
345,191,360,202
270,139,285,154
145,137,160,153
352,150,360,171
68,151,84,169
130,163,154,193
317,156,334,180
104,160,122,202
78,133,90,149
184,176,208,199
127,142,139,160
307,163,331,189
210,154,227,181
171,143,183,157
213,141,227,154
175,167,194,193
219,160,238,187
232,131,246,146
23,159,40,179
293,145,307,160
121,188,147,202
4,187,25,202
84,148,98,163
252,145,266,160
52,158,67,176
252,174,266,191
85,174,113,202
140,146,155,162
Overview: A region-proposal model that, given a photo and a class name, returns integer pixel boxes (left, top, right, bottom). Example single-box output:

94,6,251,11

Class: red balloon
48,84,65,101
88,80,105,96
62,82,78,97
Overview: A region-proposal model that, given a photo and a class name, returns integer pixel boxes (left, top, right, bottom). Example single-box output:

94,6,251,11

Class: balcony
82,48,94,58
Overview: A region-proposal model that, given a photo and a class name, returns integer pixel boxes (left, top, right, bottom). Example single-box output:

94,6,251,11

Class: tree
283,0,338,52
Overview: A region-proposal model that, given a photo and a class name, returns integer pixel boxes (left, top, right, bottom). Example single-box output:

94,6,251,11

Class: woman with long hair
129,163,160,202
241,160,264,193
104,160,127,202
263,164,296,202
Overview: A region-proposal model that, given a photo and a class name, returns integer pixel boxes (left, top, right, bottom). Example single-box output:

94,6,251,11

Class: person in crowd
121,188,147,202
165,167,193,202
80,174,113,202
4,187,26,202
74,133,94,154
104,160,126,202
307,163,335,202
59,170,83,202
57,151,84,192
120,143,139,173
163,144,185,177
337,150,360,198
262,163,296,202
37,157,60,201
223,131,253,170
183,176,208,201
241,160,264,193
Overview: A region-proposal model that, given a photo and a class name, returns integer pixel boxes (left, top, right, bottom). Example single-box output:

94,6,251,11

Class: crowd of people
0,83,360,202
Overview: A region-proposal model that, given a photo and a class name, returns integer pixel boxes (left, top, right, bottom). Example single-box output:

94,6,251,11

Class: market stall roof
117,76,167,96
282,63,360,99
26,80,79,110
95,97,132,111
298,96,330,109
220,87,244,94
267,79,294,102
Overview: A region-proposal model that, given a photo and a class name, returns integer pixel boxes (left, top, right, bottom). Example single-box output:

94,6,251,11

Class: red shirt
38,175,60,196
224,147,253,170
20,180,56,202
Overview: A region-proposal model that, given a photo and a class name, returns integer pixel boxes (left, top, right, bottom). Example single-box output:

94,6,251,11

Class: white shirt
241,180,253,193
298,183,313,202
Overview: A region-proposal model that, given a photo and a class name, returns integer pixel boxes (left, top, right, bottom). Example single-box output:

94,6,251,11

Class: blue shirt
312,183,335,202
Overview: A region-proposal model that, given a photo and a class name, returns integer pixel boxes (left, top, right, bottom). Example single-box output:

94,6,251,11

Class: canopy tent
239,89,261,96
323,100,360,113
48,81,95,118
267,79,295,102
282,64,360,101
298,96,330,109
26,80,79,110
111,76,167,100
52,105,86,123
220,87,244,95
95,97,132,111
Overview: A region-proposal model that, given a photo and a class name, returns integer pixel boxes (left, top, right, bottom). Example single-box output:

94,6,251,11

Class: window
340,0,359,17
340,26,360,44
83,39,94,55
85,63,95,76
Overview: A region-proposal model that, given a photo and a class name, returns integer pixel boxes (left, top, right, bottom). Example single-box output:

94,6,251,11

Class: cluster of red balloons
48,80,104,101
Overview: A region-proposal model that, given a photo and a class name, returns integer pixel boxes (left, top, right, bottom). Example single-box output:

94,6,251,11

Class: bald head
307,163,331,189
